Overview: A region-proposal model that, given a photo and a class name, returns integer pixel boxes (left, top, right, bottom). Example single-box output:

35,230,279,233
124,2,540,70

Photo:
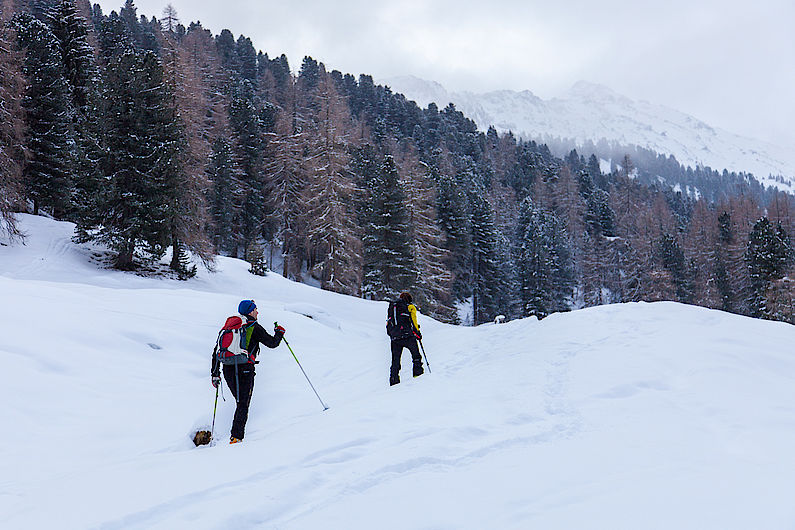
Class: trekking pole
276,323,329,411
210,384,219,437
418,339,432,373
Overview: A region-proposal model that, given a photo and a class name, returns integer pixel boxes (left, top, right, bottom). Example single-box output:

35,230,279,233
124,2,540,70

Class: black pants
223,363,255,440
390,337,423,384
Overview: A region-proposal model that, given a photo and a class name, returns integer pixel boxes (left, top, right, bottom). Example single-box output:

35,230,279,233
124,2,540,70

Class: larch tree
303,69,362,294
159,23,214,274
396,146,457,322
266,72,312,280
0,3,26,239
160,3,178,33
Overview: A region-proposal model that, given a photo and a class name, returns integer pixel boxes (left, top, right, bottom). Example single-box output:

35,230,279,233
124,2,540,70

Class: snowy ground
2,214,795,529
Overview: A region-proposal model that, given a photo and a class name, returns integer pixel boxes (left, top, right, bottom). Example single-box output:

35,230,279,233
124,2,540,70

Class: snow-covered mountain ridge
382,75,795,191
3,214,795,528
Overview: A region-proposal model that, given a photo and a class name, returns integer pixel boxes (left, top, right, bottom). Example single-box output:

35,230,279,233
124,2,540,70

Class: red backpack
215,315,256,365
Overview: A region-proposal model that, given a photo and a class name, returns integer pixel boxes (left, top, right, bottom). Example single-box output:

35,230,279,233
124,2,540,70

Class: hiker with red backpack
211,300,285,444
386,292,424,386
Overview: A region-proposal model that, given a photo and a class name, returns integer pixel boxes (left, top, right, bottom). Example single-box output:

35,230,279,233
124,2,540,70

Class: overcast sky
95,0,795,148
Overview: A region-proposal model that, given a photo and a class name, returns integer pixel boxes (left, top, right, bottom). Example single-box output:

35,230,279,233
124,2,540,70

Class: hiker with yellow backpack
386,292,428,386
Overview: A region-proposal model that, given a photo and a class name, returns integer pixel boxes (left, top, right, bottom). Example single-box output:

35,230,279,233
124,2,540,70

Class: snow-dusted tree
303,69,362,294
13,14,75,217
745,217,793,319
361,154,415,299
396,147,457,322
470,190,514,324
436,173,471,300
158,27,214,273
266,72,313,280
657,232,694,304
515,196,574,319
227,83,268,256
77,48,181,269
118,0,143,48
43,0,103,226
207,137,244,254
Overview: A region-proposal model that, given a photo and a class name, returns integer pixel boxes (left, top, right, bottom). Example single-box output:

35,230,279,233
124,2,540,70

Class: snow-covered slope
3,214,795,529
383,75,795,191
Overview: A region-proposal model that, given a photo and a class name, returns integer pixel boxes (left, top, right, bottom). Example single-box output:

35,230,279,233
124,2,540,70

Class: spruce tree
713,210,736,312
745,217,793,318
13,14,75,217
658,232,694,304
516,197,574,319
119,0,143,48
436,173,472,300
45,0,102,223
78,48,179,269
470,191,513,324
208,138,244,254
361,154,414,299
227,84,267,256
235,35,257,83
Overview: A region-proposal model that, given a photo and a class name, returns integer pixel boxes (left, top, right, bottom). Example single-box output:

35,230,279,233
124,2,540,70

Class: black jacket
211,318,283,376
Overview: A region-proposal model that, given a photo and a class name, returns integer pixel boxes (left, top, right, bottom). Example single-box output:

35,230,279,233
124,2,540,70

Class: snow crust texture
2,215,795,529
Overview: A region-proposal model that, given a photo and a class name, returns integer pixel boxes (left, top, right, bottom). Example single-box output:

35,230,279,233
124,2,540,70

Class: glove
274,324,285,335
413,329,422,340
212,375,221,388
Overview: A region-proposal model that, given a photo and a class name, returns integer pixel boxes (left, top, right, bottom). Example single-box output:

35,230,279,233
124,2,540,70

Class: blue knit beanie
238,299,257,315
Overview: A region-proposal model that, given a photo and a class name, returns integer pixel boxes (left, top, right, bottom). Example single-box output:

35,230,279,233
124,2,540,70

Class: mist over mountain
382,75,795,192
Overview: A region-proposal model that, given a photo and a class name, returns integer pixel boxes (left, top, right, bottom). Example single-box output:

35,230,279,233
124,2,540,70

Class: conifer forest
1,0,793,325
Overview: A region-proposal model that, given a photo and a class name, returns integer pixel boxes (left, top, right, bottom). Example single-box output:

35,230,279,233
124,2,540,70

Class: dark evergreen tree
44,1,95,108
13,14,75,216
76,49,180,269
27,0,56,21
227,84,267,255
119,0,143,47
95,10,131,59
470,191,515,324
208,138,244,254
436,173,472,300
45,0,102,222
515,197,574,319
235,35,257,82
713,210,736,312
214,28,236,70
718,211,733,244
361,155,414,299
745,217,793,318
658,232,694,303
586,153,602,187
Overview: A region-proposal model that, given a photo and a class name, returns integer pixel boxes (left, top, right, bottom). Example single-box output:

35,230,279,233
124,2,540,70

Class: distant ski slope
2,214,795,529
383,75,795,192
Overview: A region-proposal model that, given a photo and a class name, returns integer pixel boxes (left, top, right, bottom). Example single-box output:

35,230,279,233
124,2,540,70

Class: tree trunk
115,240,135,270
